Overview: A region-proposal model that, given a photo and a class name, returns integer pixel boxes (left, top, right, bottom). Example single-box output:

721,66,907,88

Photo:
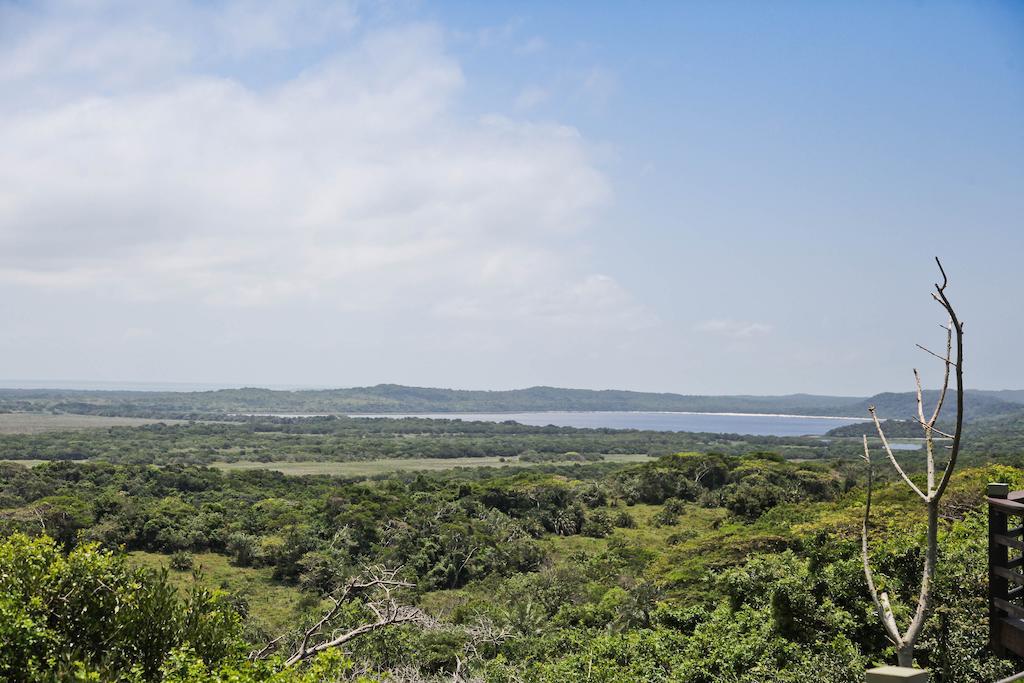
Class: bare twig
250,634,285,660
911,418,955,440
869,407,926,501
926,323,953,427
255,565,426,667
915,344,958,367
31,506,46,532
913,369,934,496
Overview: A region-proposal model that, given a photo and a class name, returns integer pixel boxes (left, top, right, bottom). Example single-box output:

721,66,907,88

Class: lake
349,411,870,437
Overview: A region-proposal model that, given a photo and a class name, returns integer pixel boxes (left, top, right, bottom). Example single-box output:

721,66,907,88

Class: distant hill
0,384,1020,421
829,409,1024,454
0,385,1019,421
975,389,1024,405
0,385,864,417
825,419,925,438
829,390,1024,422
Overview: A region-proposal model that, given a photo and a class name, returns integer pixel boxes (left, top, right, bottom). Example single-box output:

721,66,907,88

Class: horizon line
0,379,1016,397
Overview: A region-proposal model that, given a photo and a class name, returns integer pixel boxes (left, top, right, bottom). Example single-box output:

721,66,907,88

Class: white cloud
213,0,360,56
695,319,773,338
514,84,549,110
578,67,617,106
0,1,639,343
516,36,546,54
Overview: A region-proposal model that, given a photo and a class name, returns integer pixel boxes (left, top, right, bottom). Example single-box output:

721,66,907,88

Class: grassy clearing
129,551,309,636
538,498,837,603
541,502,732,593
209,453,653,477
0,413,186,434
0,459,51,468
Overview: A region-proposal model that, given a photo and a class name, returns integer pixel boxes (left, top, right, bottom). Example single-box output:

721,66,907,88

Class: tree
255,565,426,667
0,533,244,681
861,257,964,667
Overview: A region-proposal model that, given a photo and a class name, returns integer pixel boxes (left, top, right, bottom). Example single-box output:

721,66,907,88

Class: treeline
826,416,1024,464
3,384,1021,420
0,385,864,417
826,419,928,438
0,416,839,464
3,414,1021,467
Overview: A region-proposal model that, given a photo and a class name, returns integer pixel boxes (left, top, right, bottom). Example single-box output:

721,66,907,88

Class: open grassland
539,502,743,597
0,412,186,434
129,551,310,637
209,452,653,476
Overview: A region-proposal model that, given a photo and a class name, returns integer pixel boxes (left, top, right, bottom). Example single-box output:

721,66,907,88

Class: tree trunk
897,644,914,668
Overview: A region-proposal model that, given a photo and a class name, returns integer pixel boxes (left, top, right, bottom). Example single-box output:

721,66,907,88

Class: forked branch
869,407,926,501
931,257,964,501
254,565,427,667
862,257,964,668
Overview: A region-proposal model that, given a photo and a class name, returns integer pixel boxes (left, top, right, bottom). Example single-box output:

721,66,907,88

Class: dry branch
255,565,427,667
861,257,964,667
869,407,926,501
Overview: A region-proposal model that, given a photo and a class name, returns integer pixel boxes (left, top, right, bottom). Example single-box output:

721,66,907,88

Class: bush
582,510,614,538
227,532,259,567
652,506,680,527
169,550,194,572
0,533,245,681
613,510,636,528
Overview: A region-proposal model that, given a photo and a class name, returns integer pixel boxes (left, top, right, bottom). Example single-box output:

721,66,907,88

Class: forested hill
0,384,1022,420
834,390,1024,422
982,389,1024,405
0,385,862,417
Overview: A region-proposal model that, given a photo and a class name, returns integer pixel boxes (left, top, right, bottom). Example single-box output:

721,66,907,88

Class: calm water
350,411,870,437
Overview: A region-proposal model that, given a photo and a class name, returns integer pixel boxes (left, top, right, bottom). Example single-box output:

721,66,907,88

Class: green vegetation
2,384,1021,419
0,412,1019,473
0,416,844,464
0,441,1018,681
0,390,1021,681
210,453,649,477
130,551,312,636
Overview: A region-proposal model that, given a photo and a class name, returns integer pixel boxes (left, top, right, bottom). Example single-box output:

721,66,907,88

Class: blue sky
0,1,1021,394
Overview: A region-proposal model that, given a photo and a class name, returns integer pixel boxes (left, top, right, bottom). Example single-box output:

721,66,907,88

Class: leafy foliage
0,445,1019,681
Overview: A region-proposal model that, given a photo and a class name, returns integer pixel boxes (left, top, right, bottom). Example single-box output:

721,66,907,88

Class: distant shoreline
242,410,873,421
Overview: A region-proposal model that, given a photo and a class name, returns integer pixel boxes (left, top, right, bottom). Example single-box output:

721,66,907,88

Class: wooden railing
989,482,1024,659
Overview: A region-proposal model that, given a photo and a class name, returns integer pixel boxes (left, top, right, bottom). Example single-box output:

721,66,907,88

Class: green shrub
169,550,194,572
0,534,244,681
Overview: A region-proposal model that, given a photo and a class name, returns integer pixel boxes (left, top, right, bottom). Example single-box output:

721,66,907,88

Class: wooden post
865,666,928,682
990,482,1010,656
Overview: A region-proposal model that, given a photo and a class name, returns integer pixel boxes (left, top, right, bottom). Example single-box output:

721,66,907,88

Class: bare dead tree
253,565,427,667
861,257,964,668
461,616,513,661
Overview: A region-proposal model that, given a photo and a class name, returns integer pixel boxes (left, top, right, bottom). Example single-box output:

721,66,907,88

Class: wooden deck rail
989,482,1024,659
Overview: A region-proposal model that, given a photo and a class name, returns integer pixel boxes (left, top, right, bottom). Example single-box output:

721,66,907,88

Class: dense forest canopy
0,448,1018,681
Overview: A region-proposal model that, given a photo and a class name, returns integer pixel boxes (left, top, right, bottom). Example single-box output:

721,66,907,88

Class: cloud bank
0,1,640,345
